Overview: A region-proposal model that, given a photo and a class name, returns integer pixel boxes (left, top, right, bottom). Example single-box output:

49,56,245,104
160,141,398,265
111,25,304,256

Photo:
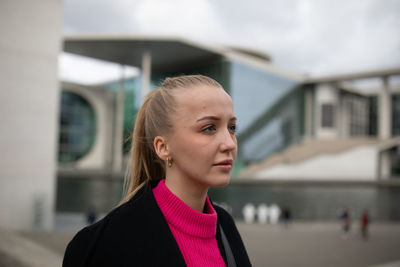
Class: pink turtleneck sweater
153,180,226,267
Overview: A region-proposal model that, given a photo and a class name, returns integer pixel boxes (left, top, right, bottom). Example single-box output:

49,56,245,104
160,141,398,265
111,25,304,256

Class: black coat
63,182,252,267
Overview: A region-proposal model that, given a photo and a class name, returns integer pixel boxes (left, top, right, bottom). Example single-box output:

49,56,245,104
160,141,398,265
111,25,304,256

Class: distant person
280,206,292,228
257,203,269,224
360,209,370,239
86,206,97,225
340,208,351,237
243,203,256,224
270,204,281,225
63,75,251,266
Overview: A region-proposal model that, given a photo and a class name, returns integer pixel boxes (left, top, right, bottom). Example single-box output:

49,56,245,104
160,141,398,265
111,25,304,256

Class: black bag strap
219,224,237,267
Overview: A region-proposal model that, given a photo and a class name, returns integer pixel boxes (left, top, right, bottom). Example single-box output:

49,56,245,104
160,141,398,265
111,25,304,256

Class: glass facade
368,96,378,136
390,146,400,176
238,87,305,163
134,60,301,167
149,61,301,166
66,57,398,170
229,62,301,164
368,93,400,137
321,104,334,128
341,92,369,136
105,79,140,154
392,94,400,136
58,91,97,163
230,62,297,133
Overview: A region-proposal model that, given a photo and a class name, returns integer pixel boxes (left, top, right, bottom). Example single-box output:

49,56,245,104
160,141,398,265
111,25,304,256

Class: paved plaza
238,222,400,267
0,215,399,267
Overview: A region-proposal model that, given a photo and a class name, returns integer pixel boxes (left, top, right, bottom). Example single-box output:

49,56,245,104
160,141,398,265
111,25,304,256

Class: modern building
240,68,400,181
59,35,304,178
60,35,400,183
2,5,399,230
57,37,400,221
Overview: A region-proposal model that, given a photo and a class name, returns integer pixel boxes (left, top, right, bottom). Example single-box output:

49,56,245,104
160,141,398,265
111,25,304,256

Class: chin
211,175,231,188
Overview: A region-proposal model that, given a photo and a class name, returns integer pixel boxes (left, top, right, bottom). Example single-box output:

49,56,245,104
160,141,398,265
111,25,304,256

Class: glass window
58,92,97,163
343,94,368,136
368,96,378,136
392,94,400,136
105,78,140,154
230,62,296,133
239,88,305,163
321,104,334,128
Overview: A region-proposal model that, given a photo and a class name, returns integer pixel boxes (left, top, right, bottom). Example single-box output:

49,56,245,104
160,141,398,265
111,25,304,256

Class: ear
154,136,170,160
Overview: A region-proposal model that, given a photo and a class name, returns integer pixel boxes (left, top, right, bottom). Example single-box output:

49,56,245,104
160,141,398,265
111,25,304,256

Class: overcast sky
61,0,400,83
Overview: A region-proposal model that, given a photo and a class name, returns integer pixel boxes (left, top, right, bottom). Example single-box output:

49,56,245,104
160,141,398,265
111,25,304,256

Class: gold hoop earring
167,157,172,167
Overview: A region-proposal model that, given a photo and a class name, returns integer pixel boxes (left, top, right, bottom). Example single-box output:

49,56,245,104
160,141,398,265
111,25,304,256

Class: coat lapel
139,183,187,266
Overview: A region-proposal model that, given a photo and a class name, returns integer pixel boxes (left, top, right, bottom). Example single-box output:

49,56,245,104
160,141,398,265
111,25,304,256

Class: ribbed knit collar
153,179,217,239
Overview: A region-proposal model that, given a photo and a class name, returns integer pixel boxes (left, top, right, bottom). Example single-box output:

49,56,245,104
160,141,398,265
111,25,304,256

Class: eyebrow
196,116,237,122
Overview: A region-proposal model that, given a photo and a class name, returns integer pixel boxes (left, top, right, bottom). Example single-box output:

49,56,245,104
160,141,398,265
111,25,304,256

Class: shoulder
63,187,156,267
214,204,236,229
213,204,253,267
62,219,103,267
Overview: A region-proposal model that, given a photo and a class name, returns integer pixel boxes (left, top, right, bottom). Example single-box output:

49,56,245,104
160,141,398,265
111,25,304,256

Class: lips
213,159,233,172
213,159,233,166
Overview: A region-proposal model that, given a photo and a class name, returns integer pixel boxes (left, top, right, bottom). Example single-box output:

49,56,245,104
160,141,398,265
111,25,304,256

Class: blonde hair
120,75,222,203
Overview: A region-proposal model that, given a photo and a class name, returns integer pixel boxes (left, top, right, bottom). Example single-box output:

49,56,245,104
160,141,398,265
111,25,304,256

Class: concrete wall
0,0,63,230
254,145,378,180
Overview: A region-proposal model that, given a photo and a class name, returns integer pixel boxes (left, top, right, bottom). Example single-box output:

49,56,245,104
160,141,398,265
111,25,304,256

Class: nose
220,129,237,153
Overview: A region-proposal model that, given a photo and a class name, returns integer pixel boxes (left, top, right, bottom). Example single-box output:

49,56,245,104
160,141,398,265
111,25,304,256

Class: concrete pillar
379,151,391,180
112,66,125,172
0,0,62,230
340,98,349,138
304,87,313,141
141,50,152,103
379,76,391,139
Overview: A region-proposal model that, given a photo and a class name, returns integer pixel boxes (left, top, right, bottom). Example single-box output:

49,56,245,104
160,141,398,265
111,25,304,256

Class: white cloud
132,0,227,40
62,0,400,76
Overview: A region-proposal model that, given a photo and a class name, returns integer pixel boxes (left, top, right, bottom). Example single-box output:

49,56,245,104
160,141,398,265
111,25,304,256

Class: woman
63,75,252,267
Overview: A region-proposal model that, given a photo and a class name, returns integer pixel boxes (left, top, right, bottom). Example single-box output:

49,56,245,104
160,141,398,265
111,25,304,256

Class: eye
202,125,216,133
229,124,237,133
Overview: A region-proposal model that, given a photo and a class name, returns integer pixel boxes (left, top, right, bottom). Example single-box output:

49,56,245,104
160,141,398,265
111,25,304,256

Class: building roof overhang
305,67,400,84
63,34,227,72
63,34,305,81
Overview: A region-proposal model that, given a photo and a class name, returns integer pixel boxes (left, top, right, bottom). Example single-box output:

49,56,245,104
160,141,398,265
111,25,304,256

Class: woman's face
167,85,237,189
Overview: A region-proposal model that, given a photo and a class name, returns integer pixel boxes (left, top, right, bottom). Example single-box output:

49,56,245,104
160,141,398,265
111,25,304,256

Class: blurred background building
60,35,400,181
57,35,400,224
1,0,400,231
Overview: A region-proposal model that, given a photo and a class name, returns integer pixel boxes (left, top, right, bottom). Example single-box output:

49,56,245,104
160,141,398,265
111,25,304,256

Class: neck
164,173,208,213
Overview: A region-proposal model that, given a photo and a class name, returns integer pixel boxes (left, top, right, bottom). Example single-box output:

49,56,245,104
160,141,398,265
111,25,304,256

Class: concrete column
379,151,391,180
379,76,391,139
141,50,152,103
340,98,349,137
0,0,63,230
105,91,115,170
112,66,125,172
304,87,313,141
